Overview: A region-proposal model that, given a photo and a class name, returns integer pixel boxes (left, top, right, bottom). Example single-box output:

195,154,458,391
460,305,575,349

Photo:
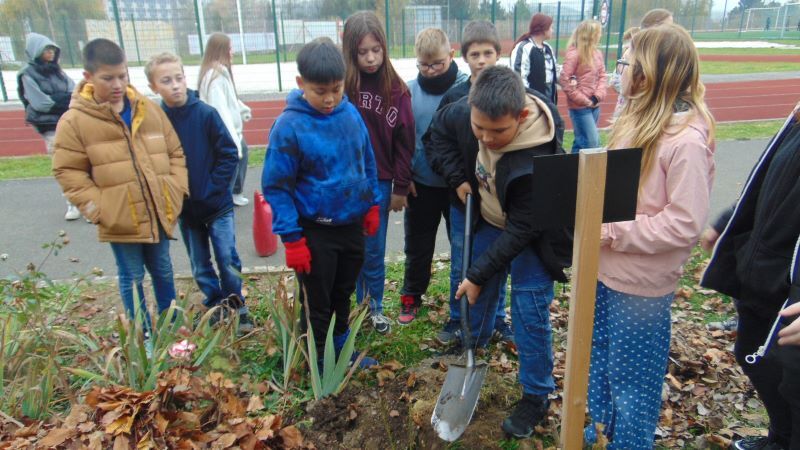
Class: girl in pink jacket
584,24,716,449
559,20,607,153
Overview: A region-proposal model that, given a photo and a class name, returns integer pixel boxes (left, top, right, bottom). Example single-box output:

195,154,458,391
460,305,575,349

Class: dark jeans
470,218,555,395
231,138,249,195
298,220,365,355
179,210,243,308
401,182,451,298
109,226,175,324
735,301,798,448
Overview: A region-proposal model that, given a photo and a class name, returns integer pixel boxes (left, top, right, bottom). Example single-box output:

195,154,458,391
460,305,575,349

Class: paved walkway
0,139,768,280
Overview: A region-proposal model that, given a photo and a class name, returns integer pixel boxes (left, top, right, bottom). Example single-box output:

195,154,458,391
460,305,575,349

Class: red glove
363,205,380,236
284,238,311,274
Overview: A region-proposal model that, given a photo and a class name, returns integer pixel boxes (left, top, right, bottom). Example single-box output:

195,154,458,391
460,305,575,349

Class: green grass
700,60,800,74
698,47,800,55
0,155,52,180
0,120,785,180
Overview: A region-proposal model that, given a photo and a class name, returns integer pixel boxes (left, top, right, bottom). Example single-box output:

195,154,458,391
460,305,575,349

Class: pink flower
168,339,197,360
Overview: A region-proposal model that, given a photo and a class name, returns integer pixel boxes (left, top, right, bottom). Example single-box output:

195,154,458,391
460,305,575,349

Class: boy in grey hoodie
17,33,77,220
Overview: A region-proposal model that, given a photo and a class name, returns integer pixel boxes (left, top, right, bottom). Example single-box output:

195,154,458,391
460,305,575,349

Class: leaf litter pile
0,254,768,448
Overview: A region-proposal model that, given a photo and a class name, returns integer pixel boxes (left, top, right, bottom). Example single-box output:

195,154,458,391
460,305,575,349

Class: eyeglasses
616,59,630,67
416,61,446,72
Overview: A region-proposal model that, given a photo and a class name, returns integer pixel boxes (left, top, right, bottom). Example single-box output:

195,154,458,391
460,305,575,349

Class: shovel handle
460,194,474,358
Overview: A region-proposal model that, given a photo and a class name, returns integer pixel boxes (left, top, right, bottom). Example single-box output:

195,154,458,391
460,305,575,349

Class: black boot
501,393,549,438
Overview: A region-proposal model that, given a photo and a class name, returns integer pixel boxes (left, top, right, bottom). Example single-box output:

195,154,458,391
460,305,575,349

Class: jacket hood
662,109,715,153
284,88,350,117
490,93,555,154
25,33,59,63
73,80,147,135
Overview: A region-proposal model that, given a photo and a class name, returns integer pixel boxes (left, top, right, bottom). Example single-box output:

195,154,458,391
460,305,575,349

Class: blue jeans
231,138,249,195
449,206,507,323
585,282,673,449
179,210,243,309
356,180,392,313
470,219,555,395
109,226,175,322
569,107,601,153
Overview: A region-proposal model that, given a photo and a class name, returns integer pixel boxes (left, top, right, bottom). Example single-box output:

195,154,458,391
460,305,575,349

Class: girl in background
343,11,415,335
198,33,252,207
559,20,606,152
510,13,558,105
585,24,716,448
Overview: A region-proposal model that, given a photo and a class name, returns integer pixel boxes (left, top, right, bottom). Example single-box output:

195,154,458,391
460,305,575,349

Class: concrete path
0,138,768,280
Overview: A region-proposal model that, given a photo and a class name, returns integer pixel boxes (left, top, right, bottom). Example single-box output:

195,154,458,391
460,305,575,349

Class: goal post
744,7,781,32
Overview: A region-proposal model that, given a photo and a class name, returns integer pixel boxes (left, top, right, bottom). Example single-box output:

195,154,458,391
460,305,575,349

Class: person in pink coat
584,24,716,448
559,20,607,153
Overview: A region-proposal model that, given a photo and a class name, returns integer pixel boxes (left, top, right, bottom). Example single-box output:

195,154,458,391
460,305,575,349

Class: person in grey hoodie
16,33,77,220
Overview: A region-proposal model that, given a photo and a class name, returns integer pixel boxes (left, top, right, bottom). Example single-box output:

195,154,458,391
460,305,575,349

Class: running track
1,78,798,157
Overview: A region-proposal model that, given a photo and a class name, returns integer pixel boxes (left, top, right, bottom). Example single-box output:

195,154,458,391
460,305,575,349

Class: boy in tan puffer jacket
52,38,187,325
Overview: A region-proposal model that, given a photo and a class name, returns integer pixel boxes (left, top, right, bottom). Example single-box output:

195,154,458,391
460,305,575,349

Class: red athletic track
1,78,798,157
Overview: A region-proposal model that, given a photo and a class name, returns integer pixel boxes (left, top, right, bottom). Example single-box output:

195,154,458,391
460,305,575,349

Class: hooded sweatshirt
161,89,239,225
598,112,715,297
465,92,573,285
476,93,555,229
262,89,382,243
17,33,75,130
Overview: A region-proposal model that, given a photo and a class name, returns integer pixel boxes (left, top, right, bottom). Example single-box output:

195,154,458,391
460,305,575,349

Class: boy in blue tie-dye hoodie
262,38,382,367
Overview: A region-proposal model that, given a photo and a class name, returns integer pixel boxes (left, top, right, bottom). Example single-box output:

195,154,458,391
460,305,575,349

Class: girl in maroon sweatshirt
343,11,415,334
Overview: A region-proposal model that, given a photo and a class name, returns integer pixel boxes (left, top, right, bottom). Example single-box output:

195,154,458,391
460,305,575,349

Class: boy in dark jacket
450,66,570,438
426,20,512,346
701,106,800,450
147,52,251,331
262,38,382,367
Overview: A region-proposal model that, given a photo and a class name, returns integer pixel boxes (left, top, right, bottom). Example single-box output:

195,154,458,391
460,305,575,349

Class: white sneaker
370,312,391,335
232,194,249,206
65,204,80,221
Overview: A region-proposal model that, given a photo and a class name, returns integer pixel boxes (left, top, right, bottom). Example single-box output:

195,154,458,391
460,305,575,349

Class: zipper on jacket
118,100,157,242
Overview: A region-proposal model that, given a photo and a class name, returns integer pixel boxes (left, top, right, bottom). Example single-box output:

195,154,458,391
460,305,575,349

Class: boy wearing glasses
398,28,468,325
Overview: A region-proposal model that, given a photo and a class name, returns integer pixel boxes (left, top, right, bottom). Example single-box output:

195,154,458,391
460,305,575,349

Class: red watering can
253,190,278,257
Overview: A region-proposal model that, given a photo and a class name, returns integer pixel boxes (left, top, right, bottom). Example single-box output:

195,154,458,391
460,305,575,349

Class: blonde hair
609,24,715,188
641,8,673,29
198,33,235,92
144,52,182,83
415,28,450,59
567,20,602,67
623,26,640,42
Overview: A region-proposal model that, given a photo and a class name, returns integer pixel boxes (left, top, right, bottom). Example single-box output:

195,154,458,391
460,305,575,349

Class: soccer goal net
744,7,780,32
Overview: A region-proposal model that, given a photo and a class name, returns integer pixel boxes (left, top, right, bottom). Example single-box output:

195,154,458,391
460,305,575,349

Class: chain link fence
1,0,798,101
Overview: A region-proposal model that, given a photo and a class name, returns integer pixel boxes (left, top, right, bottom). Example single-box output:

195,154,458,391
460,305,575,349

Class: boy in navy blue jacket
262,38,381,365
146,52,252,331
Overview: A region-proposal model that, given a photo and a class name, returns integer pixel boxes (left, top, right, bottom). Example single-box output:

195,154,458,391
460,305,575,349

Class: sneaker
501,393,550,438
493,318,514,343
370,312,391,334
731,437,784,450
436,319,462,345
237,312,254,334
397,295,419,325
65,204,80,221
707,316,738,332
232,193,249,206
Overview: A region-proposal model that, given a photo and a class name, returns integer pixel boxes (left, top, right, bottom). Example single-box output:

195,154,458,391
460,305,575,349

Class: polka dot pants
584,282,673,450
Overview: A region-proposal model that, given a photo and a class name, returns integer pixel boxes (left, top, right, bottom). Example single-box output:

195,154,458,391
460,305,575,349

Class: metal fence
1,0,798,101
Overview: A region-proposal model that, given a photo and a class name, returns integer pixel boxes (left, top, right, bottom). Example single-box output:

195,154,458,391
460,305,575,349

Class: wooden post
559,149,608,449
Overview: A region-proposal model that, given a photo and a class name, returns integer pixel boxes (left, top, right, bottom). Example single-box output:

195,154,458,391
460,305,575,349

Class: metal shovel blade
430,359,488,442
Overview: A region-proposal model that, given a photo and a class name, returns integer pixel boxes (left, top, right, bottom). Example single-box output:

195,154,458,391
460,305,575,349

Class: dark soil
301,356,541,449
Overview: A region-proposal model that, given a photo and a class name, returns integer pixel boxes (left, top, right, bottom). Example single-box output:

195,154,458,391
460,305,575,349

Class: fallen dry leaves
0,368,312,450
